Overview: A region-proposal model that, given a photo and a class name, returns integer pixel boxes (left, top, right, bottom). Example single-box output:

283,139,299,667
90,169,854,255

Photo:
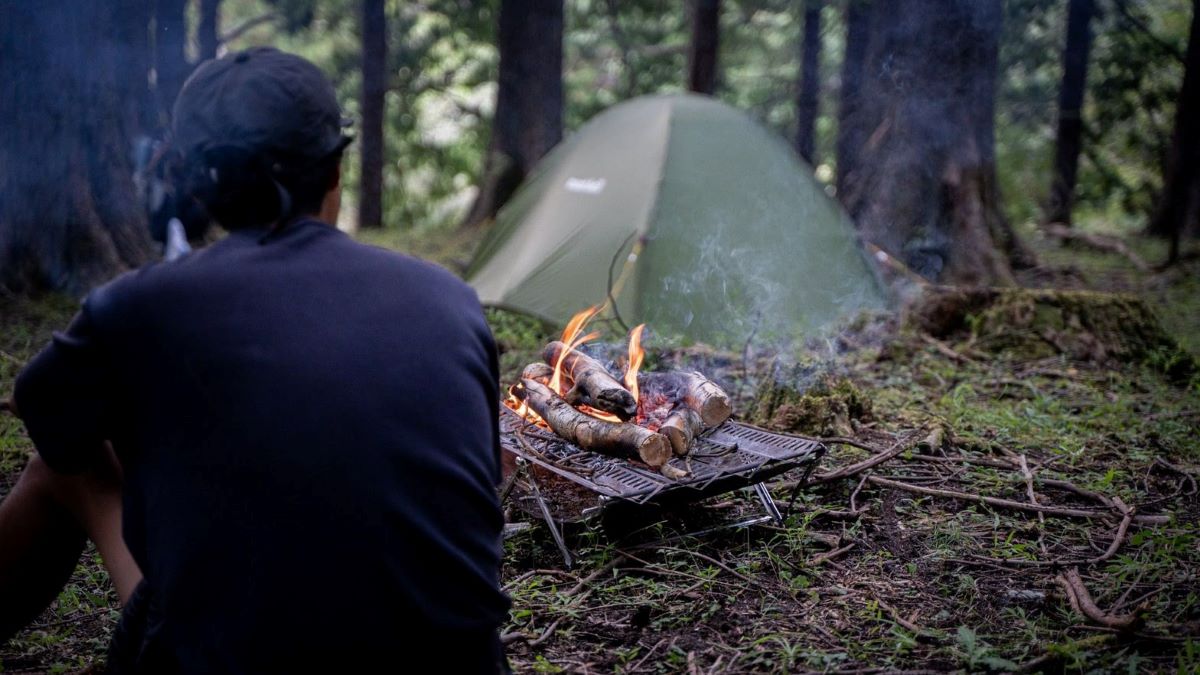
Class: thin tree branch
219,12,279,45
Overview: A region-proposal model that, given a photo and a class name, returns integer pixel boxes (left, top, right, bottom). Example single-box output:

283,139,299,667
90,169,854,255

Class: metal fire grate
499,406,826,565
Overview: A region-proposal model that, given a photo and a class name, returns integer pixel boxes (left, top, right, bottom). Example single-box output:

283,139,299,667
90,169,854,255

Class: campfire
505,307,733,479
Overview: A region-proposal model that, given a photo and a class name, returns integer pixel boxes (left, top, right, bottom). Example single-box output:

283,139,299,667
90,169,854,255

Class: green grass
0,294,121,673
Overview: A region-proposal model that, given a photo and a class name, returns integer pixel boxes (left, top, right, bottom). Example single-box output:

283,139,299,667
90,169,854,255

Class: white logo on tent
564,177,607,195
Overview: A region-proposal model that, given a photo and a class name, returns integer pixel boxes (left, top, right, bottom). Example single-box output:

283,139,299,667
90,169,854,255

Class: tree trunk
1150,0,1200,261
198,0,222,62
0,1,156,295
461,0,563,229
1044,0,1096,226
795,0,821,164
839,0,1030,285
154,0,189,126
359,0,387,230
836,0,871,198
114,0,157,138
687,0,721,95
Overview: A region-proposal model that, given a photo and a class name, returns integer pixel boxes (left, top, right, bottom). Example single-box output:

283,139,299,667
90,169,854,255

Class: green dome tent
466,94,885,344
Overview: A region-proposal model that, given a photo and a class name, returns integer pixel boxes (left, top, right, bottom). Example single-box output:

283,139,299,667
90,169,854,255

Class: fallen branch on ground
806,430,926,485
564,556,625,597
810,542,856,565
873,596,933,637
1056,567,1144,630
865,476,1169,524
920,334,980,364
972,497,1136,568
1044,223,1150,272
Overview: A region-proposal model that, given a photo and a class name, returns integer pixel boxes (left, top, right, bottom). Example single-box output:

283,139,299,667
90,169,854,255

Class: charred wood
542,341,637,421
515,379,672,468
639,372,732,427
521,362,554,383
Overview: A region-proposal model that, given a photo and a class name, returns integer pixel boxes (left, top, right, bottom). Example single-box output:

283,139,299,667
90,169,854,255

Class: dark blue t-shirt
15,219,509,672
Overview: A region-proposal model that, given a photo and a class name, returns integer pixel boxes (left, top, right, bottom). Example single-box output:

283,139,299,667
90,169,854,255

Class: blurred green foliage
214,0,1192,234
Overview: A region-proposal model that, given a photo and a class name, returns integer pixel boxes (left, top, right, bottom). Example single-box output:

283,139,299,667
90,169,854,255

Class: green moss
752,373,872,436
908,286,1197,384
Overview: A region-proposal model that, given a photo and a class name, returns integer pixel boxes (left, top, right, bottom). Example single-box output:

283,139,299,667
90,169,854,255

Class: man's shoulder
346,239,478,301
85,228,483,324
83,262,168,324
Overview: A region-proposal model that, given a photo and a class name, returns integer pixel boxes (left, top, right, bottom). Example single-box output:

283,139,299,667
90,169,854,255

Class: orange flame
577,405,622,423
624,324,646,403
549,305,602,395
508,308,650,428
504,383,546,426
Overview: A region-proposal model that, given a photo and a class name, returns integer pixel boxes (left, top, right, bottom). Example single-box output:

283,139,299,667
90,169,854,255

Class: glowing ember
505,383,546,426
577,405,622,423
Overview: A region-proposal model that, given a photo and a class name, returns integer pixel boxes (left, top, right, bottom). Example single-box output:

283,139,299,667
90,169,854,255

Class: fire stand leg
784,452,823,517
752,482,784,526
522,460,574,569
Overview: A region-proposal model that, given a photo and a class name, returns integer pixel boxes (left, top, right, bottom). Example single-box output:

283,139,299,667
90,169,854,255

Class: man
0,48,509,673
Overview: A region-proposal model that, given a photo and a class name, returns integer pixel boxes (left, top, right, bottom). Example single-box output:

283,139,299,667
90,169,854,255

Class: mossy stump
752,374,872,436
907,286,1197,383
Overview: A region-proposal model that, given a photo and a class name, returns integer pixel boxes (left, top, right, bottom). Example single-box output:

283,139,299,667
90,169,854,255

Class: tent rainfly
466,94,885,344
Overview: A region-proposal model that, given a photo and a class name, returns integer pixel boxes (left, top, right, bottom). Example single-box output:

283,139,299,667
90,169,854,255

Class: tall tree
154,0,189,125
0,1,155,294
1044,0,1096,226
795,0,821,164
114,0,157,138
462,0,563,228
835,0,870,197
1151,0,1200,262
687,0,721,94
839,0,1030,285
359,0,387,230
198,0,222,62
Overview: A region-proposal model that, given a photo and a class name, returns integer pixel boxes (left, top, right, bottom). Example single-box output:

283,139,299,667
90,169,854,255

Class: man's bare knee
12,451,141,603
13,453,121,533
13,453,58,500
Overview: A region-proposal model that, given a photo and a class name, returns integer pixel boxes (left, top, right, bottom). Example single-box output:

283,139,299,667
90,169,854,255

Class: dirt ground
1,227,1198,673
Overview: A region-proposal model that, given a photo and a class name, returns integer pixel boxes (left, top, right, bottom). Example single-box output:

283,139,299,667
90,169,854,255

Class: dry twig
809,430,925,485
810,542,856,565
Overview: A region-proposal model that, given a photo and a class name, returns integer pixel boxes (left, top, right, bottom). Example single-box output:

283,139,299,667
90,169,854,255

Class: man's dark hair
171,48,352,230
174,143,345,230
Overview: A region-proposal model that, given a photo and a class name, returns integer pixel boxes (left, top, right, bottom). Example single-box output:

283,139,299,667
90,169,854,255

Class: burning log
639,372,732,427
660,407,702,456
542,341,638,421
521,362,554,383
516,378,672,469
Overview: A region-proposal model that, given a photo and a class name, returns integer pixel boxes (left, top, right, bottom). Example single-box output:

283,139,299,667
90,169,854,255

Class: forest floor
1,222,1198,673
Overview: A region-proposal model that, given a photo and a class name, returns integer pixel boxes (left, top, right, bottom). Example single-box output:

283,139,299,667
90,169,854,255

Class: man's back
17,219,509,672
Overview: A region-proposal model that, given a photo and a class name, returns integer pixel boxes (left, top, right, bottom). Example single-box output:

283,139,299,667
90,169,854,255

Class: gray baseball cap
172,47,351,167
